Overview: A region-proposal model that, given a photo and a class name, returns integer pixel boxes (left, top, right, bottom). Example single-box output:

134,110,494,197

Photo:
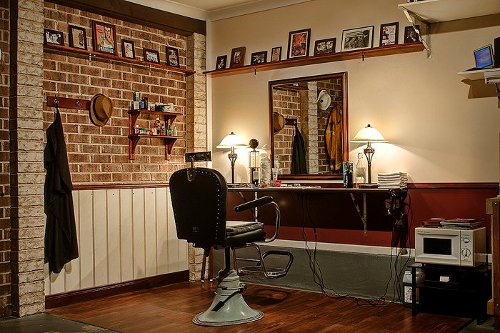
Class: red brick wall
0,0,10,318
43,3,188,184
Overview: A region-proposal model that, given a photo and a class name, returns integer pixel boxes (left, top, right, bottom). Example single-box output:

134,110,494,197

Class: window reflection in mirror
269,72,348,179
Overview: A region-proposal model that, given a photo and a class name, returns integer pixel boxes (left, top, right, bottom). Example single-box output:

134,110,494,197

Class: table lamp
217,132,247,183
351,124,388,188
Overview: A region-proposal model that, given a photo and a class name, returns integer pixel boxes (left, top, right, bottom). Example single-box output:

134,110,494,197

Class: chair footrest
239,266,288,278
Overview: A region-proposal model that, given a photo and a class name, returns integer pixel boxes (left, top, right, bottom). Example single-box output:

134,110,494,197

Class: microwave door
416,231,461,265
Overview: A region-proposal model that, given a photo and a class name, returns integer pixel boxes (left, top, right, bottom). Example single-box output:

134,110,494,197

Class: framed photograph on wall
121,40,135,59
380,22,399,47
314,38,336,56
251,51,267,65
166,46,180,67
270,46,282,62
230,47,246,68
92,21,117,55
404,25,420,43
216,55,227,70
68,25,87,50
44,29,64,46
287,28,311,59
143,49,160,63
341,26,374,52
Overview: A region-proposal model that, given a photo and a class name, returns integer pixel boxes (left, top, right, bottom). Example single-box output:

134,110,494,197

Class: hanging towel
291,125,307,174
44,111,79,274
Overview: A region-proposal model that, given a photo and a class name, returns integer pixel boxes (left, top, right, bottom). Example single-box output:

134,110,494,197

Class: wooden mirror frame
269,72,348,180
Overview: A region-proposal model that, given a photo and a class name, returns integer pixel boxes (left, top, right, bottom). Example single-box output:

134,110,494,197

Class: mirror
269,72,348,179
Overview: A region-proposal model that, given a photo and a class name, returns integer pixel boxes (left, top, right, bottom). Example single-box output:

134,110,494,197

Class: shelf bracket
402,9,431,58
350,193,368,236
129,136,140,160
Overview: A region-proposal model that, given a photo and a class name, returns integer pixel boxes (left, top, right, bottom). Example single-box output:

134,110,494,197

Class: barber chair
169,167,293,326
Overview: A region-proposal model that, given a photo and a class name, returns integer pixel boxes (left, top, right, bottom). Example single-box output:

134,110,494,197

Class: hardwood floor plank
47,282,471,333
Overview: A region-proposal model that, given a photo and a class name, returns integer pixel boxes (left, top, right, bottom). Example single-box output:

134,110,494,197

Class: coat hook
362,52,365,61
254,68,257,75
88,53,93,63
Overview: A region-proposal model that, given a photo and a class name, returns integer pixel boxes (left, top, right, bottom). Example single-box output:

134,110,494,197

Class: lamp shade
217,132,247,149
351,124,388,143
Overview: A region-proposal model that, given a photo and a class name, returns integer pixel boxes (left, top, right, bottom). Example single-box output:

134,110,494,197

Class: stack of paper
440,218,483,229
377,172,408,189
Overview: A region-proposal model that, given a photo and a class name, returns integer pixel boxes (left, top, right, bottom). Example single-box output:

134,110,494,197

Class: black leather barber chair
169,167,293,326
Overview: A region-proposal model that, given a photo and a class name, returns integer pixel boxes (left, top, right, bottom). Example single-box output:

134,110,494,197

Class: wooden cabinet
128,109,181,160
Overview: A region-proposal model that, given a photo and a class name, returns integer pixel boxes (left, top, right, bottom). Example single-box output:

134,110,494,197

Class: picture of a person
168,50,178,66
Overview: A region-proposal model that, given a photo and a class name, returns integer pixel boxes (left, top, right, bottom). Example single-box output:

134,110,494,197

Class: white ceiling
124,0,312,21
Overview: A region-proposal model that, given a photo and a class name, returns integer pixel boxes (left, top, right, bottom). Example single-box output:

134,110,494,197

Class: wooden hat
89,94,113,127
273,112,285,133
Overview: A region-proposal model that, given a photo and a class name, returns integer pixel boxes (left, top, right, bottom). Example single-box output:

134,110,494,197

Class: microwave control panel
460,233,473,264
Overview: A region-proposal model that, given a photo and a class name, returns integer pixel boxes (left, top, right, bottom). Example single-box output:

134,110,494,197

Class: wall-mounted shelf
458,68,500,81
128,109,182,160
205,43,424,77
44,44,195,76
398,0,500,24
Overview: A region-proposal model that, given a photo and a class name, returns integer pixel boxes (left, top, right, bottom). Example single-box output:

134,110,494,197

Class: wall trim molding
45,270,188,309
73,183,169,190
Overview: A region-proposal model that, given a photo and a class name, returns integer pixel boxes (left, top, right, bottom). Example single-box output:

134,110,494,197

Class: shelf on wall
128,134,179,160
205,43,425,77
44,44,196,76
457,68,500,81
398,0,500,24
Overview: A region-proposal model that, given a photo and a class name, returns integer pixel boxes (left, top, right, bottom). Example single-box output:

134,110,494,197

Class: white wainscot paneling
45,187,188,295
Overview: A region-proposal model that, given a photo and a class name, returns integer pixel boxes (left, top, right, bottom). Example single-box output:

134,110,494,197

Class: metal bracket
402,8,431,58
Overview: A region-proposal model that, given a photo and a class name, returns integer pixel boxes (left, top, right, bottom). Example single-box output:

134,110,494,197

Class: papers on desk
377,172,408,189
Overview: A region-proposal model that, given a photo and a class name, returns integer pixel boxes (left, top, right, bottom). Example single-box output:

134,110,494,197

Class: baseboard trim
45,270,189,309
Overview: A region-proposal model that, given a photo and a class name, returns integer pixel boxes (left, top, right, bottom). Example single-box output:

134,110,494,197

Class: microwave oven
415,227,486,267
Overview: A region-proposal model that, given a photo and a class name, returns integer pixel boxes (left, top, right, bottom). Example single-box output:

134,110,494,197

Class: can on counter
342,161,353,188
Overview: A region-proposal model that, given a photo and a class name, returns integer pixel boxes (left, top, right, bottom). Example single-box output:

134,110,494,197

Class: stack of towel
378,172,408,189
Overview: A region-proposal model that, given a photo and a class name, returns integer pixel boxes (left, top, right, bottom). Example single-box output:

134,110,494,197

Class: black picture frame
143,48,160,63
121,40,135,59
404,25,420,43
270,46,282,62
92,21,117,55
230,47,246,68
314,38,336,56
341,26,374,52
216,55,227,70
68,25,87,50
44,29,64,46
166,46,180,67
287,28,311,59
380,22,399,47
251,51,267,65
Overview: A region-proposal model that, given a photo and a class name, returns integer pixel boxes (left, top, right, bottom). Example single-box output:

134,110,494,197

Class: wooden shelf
398,0,500,23
44,44,195,76
205,43,425,77
458,68,500,81
128,134,179,160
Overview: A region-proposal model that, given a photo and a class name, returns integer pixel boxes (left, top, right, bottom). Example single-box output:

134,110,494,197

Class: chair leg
201,253,207,282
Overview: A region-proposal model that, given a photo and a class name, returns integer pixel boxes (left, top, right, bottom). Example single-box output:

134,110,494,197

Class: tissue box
155,103,175,112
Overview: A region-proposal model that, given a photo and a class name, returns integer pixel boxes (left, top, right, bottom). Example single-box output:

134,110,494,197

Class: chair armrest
234,196,273,212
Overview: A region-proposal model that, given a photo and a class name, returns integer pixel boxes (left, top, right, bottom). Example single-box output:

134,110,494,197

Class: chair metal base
193,269,263,326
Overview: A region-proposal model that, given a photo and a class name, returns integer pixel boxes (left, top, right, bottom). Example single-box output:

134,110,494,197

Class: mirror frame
269,72,348,180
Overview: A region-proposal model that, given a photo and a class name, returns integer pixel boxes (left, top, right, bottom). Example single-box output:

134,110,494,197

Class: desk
228,186,408,248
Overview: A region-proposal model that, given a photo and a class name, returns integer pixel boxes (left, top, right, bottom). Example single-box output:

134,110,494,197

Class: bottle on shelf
166,119,172,136
354,152,367,187
259,151,271,186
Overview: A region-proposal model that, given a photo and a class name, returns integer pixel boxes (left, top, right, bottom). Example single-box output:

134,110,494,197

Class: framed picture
251,51,267,65
216,55,227,70
92,21,117,55
44,29,64,46
230,47,246,68
341,26,374,52
270,47,282,62
404,25,420,43
68,25,87,50
166,46,180,67
314,38,336,56
121,40,135,59
287,28,311,59
380,22,399,47
143,49,160,63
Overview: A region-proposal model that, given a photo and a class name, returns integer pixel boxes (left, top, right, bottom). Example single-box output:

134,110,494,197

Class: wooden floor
47,282,471,333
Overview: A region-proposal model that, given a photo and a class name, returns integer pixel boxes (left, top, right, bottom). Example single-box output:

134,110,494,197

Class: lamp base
358,183,379,188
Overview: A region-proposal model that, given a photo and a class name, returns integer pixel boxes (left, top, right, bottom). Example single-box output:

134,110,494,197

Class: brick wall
0,0,10,318
43,3,189,184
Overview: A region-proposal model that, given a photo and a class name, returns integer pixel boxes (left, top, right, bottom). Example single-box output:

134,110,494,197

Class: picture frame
166,46,180,67
314,38,336,56
287,28,311,59
380,22,399,47
251,51,267,65
230,47,246,68
341,26,374,52
143,48,160,64
270,46,282,62
44,29,64,46
68,25,87,50
404,25,420,43
216,55,227,70
92,21,117,55
121,40,135,59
